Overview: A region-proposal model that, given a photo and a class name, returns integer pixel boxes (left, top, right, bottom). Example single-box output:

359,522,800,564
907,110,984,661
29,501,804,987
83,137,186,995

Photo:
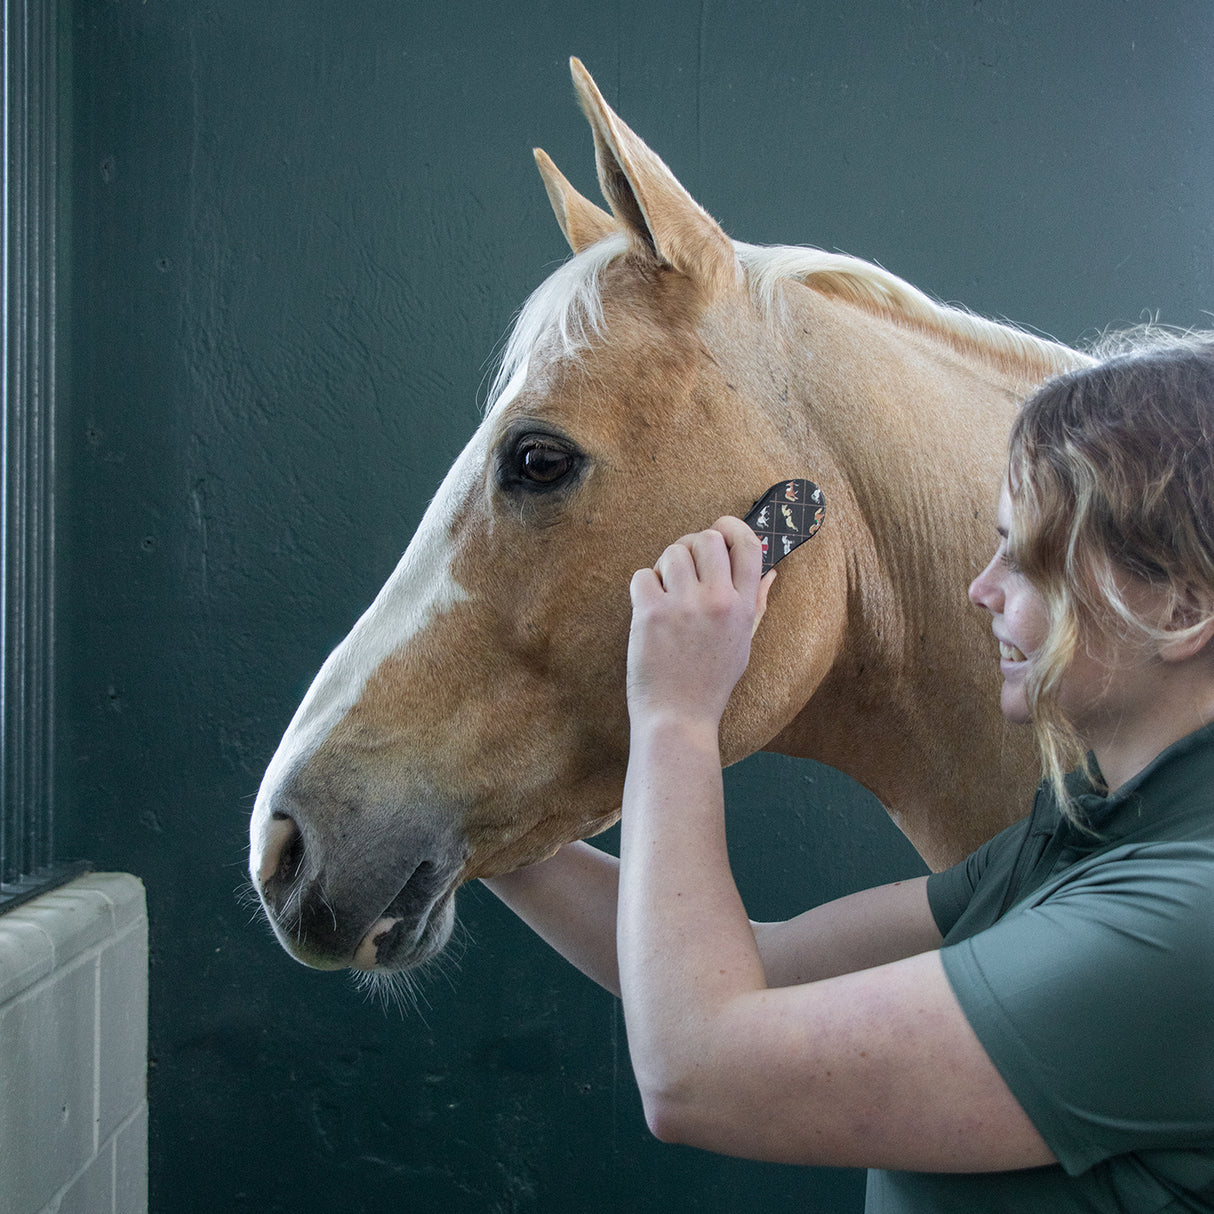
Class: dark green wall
62,3,1214,1211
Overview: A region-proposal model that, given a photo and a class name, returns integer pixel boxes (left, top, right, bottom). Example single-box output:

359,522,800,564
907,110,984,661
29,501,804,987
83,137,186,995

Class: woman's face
968,481,1161,739
967,482,1048,727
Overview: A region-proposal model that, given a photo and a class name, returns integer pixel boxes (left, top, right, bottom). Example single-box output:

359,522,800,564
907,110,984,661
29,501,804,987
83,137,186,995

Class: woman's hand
626,516,775,731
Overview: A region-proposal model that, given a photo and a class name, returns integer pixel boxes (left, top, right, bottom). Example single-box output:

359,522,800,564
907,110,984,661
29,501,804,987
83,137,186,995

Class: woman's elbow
630,1035,736,1146
638,1081,707,1146
643,1096,690,1145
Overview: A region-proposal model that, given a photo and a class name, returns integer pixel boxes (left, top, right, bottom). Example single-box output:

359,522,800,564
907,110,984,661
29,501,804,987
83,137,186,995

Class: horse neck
768,285,1079,600
756,290,1079,867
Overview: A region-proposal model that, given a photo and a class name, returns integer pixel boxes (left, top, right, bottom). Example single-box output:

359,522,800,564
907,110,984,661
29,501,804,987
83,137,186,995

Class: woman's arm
617,519,1054,1173
752,875,940,985
483,844,941,998
482,841,624,995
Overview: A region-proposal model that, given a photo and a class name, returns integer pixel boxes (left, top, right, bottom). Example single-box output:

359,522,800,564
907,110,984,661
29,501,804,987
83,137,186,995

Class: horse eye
518,441,574,485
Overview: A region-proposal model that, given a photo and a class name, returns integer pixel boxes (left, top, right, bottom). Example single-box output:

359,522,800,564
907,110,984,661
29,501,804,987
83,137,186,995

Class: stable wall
60,3,1214,1212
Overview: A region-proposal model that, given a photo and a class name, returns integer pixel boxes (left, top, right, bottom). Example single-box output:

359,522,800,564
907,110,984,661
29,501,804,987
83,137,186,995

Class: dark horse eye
497,428,584,496
518,440,575,485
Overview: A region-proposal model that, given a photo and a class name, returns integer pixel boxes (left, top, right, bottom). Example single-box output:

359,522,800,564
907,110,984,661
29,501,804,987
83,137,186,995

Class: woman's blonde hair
1006,329,1214,819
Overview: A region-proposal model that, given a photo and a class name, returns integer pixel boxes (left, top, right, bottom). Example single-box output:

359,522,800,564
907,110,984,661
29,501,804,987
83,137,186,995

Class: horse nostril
257,812,305,892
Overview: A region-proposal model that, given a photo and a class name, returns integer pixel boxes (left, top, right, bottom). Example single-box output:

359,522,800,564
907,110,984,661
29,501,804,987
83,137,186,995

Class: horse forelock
485,233,630,415
484,235,1080,418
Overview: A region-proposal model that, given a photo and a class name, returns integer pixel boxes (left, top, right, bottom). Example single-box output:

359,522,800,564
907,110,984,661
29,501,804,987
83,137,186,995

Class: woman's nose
969,554,1001,612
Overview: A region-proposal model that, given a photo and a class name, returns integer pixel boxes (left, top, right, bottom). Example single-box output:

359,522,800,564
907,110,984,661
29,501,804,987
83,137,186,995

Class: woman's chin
999,679,1032,726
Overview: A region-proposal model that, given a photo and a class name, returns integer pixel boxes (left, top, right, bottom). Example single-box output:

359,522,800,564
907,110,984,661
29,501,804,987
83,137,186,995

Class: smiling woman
994,333,1214,807
968,484,1052,728
52,2,1214,1210
489,331,1214,1211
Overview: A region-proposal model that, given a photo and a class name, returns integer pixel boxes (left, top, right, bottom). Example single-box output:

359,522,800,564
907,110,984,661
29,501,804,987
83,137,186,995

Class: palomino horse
249,59,1085,976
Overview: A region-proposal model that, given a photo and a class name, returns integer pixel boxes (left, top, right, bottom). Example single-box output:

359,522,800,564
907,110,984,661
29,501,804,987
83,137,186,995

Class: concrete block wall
0,874,148,1214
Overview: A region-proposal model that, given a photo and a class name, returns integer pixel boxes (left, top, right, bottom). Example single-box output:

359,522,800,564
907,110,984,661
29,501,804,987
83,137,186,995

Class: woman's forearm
616,715,767,1126
481,841,623,995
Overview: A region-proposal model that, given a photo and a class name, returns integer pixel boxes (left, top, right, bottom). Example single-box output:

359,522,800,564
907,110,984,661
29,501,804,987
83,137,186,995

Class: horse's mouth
351,885,457,972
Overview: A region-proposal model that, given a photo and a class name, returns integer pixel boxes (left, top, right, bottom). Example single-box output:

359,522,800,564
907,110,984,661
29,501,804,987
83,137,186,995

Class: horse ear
534,148,618,253
569,57,740,296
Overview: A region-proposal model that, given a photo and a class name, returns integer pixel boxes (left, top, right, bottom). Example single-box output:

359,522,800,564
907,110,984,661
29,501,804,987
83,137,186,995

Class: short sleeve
940,844,1214,1176
926,857,974,938
927,815,1031,938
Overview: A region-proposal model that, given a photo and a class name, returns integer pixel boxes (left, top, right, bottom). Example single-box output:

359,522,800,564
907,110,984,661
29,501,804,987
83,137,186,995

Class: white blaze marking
249,424,495,883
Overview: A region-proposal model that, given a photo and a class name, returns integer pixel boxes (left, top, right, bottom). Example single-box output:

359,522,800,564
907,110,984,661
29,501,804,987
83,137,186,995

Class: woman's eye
518,442,574,484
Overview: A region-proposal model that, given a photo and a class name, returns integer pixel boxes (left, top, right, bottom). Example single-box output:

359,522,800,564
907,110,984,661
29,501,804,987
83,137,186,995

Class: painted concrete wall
62,3,1214,1212
0,874,148,1214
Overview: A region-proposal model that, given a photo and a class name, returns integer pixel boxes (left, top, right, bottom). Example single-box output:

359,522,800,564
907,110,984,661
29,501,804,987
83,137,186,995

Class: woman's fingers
752,569,777,638
627,519,775,726
711,516,763,591
652,521,761,593
652,535,700,592
642,521,773,638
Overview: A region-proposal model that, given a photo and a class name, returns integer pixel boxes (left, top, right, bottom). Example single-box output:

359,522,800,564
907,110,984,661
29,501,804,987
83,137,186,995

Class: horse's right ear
534,148,618,253
569,57,740,298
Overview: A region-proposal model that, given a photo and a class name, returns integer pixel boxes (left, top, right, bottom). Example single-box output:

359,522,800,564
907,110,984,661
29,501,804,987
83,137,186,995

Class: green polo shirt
868,723,1214,1213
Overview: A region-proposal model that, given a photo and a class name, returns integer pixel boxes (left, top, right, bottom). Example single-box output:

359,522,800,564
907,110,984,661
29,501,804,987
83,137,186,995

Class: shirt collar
1066,721,1214,843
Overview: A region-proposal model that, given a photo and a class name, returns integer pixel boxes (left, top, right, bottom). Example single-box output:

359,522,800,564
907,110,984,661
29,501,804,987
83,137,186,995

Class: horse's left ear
534,148,618,253
569,57,741,298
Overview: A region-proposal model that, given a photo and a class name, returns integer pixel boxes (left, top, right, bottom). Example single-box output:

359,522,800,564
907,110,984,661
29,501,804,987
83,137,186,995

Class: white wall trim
0,873,148,1214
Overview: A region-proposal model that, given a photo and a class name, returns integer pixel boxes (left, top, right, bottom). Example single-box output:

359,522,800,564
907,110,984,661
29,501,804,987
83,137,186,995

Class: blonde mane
486,235,1080,413
735,242,1083,377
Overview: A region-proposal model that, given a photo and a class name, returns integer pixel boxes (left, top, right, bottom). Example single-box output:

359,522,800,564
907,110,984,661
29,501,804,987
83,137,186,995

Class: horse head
250,60,1075,975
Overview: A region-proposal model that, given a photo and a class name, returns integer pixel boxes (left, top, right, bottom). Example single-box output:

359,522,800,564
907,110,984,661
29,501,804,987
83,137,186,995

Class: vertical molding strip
1,0,68,908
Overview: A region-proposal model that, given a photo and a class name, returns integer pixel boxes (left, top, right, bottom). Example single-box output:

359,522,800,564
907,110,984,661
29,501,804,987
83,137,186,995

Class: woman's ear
1159,591,1214,663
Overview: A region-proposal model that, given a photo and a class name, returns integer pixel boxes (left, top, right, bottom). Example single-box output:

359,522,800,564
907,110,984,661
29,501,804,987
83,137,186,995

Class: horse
249,58,1086,976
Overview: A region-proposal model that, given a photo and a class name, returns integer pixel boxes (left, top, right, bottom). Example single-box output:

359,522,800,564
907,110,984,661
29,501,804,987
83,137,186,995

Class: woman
486,333,1214,1211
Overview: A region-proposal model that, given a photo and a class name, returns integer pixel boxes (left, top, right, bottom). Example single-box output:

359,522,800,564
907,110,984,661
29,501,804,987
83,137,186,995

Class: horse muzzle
250,778,469,973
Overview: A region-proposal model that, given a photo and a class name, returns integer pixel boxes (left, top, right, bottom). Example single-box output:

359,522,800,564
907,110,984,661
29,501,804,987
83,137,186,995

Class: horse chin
461,804,624,882
351,887,457,973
